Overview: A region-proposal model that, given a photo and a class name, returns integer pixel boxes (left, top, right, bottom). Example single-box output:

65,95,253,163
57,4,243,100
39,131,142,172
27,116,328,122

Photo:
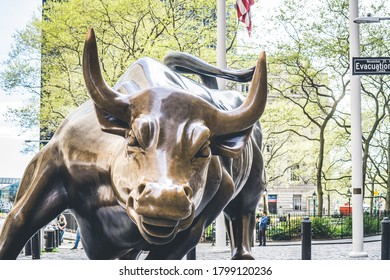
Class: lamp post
349,0,366,258
312,191,317,217
347,189,352,216
348,0,390,258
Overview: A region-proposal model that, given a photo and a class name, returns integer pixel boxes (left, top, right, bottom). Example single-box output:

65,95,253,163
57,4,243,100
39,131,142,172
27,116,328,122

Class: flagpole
215,0,227,249
217,0,227,89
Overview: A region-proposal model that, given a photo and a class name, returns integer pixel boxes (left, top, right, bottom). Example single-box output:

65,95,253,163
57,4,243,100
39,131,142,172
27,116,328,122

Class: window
268,194,277,214
293,194,302,211
289,164,300,182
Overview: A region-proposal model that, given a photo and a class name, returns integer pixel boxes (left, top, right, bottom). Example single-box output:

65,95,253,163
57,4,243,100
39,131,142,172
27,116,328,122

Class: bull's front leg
223,209,257,260
0,149,68,259
222,139,265,260
145,168,235,260
223,173,263,260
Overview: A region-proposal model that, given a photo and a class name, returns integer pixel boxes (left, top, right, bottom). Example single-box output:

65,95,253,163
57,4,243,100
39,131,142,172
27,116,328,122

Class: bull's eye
195,141,211,159
127,130,140,147
126,130,142,156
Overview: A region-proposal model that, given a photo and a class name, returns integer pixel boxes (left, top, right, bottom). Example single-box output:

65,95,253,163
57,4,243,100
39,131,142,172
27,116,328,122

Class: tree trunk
316,130,326,217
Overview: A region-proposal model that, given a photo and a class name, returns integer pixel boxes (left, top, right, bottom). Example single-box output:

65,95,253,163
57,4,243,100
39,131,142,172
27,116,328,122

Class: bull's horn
214,51,267,135
83,28,130,122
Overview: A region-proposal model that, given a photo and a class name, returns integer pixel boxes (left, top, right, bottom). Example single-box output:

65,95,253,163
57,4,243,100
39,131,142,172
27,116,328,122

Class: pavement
15,230,384,260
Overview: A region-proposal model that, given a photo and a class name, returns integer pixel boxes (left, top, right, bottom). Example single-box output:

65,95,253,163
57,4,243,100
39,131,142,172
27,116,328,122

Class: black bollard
186,247,196,260
52,225,57,248
381,217,390,260
31,231,41,259
24,238,32,256
44,226,55,252
301,217,311,260
54,225,60,248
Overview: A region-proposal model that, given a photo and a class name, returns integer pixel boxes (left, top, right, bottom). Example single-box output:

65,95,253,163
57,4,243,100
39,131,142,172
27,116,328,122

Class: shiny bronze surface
0,28,267,260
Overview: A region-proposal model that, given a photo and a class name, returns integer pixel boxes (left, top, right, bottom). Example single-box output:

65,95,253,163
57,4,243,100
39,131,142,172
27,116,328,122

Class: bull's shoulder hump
114,57,189,93
114,57,220,98
205,89,244,111
113,56,245,111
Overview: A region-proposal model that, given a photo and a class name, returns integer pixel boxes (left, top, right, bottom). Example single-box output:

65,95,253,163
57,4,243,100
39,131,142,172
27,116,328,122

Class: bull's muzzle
126,182,195,244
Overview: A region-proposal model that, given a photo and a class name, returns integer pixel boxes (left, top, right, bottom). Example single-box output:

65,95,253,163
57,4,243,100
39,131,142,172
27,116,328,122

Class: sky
0,0,42,178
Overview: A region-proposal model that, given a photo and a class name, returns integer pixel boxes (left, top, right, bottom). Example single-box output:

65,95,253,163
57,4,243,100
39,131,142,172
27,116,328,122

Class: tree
258,0,352,216
261,88,317,188
358,1,390,211
1,0,241,140
259,0,390,214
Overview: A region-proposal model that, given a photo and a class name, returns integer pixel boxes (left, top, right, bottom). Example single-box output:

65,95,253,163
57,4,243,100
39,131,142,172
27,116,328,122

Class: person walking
258,211,269,246
71,227,82,250
256,215,261,243
57,214,67,244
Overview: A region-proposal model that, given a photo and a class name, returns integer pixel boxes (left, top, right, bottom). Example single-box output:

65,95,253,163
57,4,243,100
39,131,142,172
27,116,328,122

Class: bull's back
114,57,245,111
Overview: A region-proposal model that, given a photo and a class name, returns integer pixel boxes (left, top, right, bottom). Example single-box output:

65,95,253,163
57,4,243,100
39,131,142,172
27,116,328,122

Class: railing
266,211,387,241
201,210,388,243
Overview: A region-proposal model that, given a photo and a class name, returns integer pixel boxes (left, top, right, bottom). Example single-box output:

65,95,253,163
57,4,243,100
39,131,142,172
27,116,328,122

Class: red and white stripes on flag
236,0,254,35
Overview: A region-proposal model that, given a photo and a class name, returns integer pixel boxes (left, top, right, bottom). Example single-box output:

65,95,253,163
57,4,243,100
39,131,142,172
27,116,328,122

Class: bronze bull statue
0,28,267,260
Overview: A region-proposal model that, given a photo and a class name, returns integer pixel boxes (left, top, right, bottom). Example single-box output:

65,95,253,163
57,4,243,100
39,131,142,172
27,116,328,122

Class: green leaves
261,0,390,214
2,0,243,136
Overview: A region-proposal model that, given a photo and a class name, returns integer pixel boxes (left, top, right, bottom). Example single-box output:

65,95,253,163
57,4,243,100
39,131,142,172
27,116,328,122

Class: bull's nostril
183,185,193,199
138,183,146,195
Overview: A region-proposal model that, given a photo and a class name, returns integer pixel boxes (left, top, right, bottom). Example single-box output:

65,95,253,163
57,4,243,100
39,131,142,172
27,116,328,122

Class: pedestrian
71,227,82,250
57,214,67,244
258,211,269,246
255,215,261,243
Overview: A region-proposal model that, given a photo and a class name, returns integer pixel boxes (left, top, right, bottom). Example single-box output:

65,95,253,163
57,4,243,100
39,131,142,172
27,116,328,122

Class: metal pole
215,0,227,249
313,198,316,217
217,0,226,90
216,0,227,89
349,0,368,258
186,247,196,260
31,231,40,259
381,217,390,260
348,197,351,216
24,238,32,256
301,217,311,260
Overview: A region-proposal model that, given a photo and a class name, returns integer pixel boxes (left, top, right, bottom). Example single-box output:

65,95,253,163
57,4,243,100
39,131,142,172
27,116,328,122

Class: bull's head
83,28,267,245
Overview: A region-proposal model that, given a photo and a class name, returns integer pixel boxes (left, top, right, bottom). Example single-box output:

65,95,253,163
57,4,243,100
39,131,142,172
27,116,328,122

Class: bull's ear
210,127,253,158
94,105,129,137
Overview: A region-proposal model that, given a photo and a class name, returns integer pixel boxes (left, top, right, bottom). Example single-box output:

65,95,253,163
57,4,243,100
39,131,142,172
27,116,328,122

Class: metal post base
349,251,368,258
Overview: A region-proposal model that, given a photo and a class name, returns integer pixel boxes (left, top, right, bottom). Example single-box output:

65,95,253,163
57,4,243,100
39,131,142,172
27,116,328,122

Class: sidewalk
16,231,383,260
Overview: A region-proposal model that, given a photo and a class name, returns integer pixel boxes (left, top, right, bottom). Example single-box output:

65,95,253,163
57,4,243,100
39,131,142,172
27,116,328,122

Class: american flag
236,0,255,35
